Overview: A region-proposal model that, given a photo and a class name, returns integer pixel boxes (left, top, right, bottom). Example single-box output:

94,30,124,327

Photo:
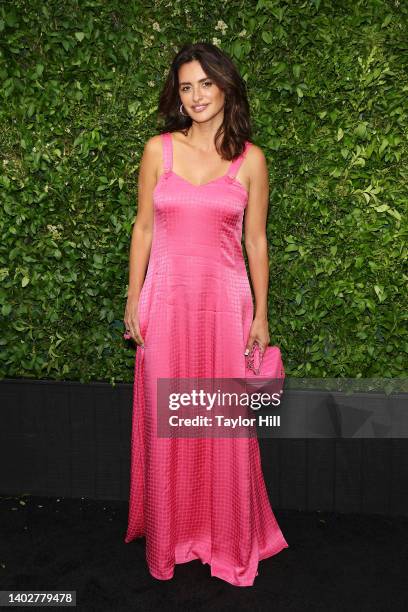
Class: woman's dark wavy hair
157,42,252,161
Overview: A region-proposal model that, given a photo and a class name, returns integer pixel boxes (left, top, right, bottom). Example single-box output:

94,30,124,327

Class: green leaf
293,64,301,79
284,244,299,252
381,14,392,28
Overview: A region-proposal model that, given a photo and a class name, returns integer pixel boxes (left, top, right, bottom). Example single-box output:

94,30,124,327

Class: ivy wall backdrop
0,0,407,384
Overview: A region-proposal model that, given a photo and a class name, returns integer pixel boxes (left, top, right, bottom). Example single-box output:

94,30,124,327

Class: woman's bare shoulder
143,133,163,155
246,142,266,160
139,134,168,186
246,142,267,172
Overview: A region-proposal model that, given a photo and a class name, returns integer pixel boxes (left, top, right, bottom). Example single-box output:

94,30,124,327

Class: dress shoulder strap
227,141,252,180
161,132,173,174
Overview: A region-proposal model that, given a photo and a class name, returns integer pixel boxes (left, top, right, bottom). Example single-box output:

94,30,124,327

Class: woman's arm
242,144,270,353
124,135,160,345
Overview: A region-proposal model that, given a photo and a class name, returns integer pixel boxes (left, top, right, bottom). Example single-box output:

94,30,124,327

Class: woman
123,42,288,587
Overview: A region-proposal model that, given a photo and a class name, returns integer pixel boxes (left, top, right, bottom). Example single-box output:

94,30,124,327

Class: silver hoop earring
179,103,188,117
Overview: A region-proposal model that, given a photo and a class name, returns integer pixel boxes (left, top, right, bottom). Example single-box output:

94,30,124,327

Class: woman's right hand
123,294,144,347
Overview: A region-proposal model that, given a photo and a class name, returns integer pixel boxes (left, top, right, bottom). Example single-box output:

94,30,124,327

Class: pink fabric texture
124,131,289,586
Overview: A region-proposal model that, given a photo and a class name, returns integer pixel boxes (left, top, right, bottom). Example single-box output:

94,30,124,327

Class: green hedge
0,0,406,383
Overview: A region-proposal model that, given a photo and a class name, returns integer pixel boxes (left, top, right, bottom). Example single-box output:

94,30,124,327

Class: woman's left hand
244,317,270,355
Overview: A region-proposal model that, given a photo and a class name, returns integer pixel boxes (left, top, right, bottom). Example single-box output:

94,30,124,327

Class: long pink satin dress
124,131,289,587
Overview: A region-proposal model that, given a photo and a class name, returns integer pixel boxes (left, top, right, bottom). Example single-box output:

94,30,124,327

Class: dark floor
0,494,407,611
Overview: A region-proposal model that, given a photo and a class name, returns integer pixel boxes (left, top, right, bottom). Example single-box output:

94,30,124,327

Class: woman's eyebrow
179,77,209,85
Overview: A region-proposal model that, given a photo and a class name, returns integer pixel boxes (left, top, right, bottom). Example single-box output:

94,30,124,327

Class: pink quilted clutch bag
244,341,285,397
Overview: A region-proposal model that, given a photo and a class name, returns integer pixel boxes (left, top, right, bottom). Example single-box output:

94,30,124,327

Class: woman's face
178,60,225,122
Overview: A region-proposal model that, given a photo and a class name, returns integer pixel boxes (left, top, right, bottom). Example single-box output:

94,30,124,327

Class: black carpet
0,494,407,611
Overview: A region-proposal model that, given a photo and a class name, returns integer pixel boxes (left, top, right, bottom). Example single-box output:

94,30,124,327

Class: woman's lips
192,105,208,112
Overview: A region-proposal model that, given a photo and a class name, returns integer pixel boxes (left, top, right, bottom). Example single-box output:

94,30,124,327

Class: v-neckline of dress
170,170,232,189
168,132,239,190
167,169,249,196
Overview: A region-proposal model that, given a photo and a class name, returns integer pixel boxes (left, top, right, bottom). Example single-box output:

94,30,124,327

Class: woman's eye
180,81,212,92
